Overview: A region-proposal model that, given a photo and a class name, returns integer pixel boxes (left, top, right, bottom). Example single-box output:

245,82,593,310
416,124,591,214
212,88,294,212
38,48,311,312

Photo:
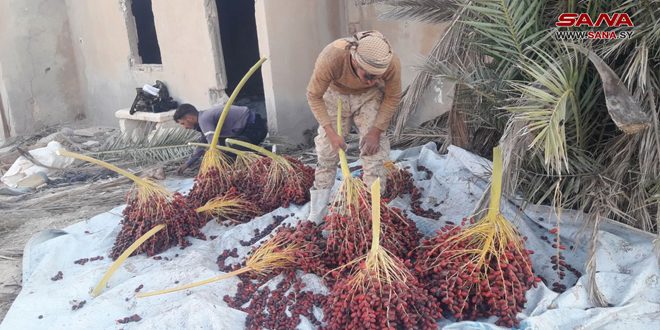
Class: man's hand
360,128,382,156
323,125,347,152
176,163,189,176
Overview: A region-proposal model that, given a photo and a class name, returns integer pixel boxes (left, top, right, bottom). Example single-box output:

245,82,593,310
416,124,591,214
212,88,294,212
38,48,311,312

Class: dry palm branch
385,0,471,140
388,113,449,150
89,126,198,166
187,57,267,207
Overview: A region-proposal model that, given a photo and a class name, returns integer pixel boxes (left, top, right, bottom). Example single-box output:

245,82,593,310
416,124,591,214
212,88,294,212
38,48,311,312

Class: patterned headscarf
348,30,393,76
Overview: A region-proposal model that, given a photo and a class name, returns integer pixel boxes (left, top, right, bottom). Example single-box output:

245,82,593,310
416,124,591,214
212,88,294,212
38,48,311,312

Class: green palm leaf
381,0,461,24
506,47,583,174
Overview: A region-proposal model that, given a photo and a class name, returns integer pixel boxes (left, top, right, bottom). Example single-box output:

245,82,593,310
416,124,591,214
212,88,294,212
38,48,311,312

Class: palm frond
89,124,198,165
380,0,462,24
462,0,549,74
353,0,388,6
506,46,584,174
597,0,660,61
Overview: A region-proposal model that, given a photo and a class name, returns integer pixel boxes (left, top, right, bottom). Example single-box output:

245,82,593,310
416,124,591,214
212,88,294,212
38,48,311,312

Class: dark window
131,0,162,64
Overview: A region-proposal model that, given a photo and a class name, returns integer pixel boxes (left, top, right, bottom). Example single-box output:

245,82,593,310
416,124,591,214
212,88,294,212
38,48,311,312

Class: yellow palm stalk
336,179,412,290
189,143,261,171
323,100,372,248
56,150,176,297
92,224,166,297
57,149,172,208
426,147,529,273
332,99,369,218
137,234,299,298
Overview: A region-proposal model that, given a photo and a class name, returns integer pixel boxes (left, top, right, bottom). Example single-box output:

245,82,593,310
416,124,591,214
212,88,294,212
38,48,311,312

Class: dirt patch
0,177,133,321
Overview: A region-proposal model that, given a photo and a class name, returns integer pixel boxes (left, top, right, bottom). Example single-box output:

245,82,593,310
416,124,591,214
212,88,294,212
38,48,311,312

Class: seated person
174,102,267,175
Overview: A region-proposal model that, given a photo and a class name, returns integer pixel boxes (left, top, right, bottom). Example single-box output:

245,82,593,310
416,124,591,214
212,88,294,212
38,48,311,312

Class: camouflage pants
313,87,390,190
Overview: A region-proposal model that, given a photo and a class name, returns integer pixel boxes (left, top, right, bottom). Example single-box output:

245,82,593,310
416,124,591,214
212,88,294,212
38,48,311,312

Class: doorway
215,0,265,115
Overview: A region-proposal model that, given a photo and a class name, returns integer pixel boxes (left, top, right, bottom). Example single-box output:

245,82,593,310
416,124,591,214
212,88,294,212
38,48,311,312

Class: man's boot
307,188,331,224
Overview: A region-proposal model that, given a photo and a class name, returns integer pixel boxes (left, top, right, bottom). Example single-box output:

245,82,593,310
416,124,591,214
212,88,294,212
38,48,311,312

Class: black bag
129,80,178,115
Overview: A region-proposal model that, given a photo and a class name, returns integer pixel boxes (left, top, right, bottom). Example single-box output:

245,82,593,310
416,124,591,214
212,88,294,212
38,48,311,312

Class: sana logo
555,13,634,28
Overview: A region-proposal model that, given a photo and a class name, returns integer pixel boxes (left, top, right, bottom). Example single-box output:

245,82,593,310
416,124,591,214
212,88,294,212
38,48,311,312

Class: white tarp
2,143,658,329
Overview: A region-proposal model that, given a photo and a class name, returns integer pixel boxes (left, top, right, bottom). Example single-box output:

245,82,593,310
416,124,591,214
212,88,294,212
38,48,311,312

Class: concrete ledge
114,109,175,122
114,109,178,137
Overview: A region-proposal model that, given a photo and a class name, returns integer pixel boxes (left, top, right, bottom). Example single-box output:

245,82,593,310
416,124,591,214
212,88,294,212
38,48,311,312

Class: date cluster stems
137,232,303,298
187,57,267,207
324,100,420,267
323,180,441,330
414,147,537,327
188,143,263,172
195,186,260,224
226,138,314,212
56,150,205,297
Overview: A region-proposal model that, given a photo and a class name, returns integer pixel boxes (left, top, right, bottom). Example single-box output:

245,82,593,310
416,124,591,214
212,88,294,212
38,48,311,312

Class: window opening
131,0,162,64
215,0,264,99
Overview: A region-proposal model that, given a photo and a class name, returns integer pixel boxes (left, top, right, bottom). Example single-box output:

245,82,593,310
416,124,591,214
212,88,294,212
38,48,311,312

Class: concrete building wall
255,0,343,146
344,2,453,127
64,0,227,127
0,0,84,136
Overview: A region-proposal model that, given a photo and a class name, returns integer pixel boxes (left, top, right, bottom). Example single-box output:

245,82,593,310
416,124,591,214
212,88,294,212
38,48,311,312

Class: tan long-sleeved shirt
306,39,402,131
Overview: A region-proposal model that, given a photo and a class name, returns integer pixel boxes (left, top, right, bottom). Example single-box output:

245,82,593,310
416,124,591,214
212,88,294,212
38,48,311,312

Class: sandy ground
0,176,136,321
